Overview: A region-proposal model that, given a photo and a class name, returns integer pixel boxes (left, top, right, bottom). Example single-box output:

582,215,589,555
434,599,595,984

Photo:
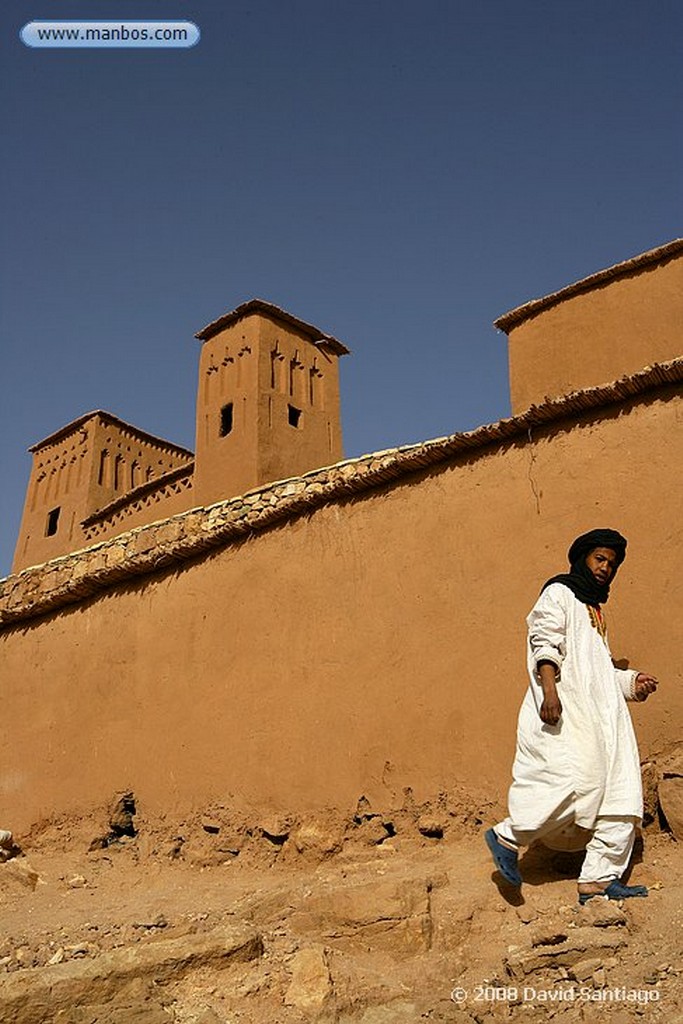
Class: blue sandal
578,879,648,905
485,828,522,887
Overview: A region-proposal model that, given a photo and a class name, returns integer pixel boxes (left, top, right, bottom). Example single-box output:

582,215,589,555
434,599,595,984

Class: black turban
541,528,628,605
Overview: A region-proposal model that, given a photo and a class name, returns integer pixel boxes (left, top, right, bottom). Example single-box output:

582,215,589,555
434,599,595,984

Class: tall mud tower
193,300,349,507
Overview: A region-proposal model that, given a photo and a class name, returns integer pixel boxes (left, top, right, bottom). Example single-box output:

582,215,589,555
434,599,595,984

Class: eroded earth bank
0,750,681,1024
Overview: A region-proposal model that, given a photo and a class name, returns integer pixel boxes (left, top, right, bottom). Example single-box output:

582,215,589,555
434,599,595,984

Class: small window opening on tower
98,449,109,486
288,404,302,428
46,506,61,536
220,402,234,436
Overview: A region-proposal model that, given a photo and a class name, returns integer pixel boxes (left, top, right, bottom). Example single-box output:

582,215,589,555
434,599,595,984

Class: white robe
507,583,642,832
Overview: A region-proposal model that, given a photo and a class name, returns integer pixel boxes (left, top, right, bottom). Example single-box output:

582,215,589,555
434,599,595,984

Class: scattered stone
109,792,137,838
569,957,603,982
47,948,65,966
167,837,185,859
217,842,242,859
357,817,391,845
201,817,221,834
417,816,444,839
530,922,569,947
515,904,538,924
0,858,42,890
291,820,343,856
132,915,168,930
260,817,289,844
67,875,87,889
576,900,628,928
505,926,627,978
284,946,332,1011
64,943,92,958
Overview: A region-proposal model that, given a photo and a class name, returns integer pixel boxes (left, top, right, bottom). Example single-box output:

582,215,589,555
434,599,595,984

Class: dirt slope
0,790,680,1024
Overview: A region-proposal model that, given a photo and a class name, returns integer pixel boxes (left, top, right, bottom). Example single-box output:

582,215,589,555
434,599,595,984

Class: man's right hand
537,660,562,725
540,694,562,725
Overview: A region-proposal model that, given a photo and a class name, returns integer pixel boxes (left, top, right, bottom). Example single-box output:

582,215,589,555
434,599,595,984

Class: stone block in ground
259,815,290,843
0,925,262,1024
659,777,683,840
568,956,604,982
505,926,627,979
576,900,628,928
0,857,42,892
284,946,332,1012
355,818,392,846
287,877,432,953
289,819,344,857
417,816,445,839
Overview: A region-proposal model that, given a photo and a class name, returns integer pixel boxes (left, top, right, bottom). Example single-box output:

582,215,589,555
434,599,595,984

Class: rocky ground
0,755,681,1024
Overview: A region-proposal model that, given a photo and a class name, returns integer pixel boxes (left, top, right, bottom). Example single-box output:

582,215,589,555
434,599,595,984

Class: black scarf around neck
541,528,627,606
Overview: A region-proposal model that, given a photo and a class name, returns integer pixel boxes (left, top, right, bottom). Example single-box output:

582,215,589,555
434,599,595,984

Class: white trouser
494,815,638,884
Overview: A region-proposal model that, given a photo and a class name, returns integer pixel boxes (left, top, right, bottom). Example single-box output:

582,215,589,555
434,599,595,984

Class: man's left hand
634,673,658,701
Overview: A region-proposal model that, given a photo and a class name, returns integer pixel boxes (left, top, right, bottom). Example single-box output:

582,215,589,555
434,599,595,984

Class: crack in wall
527,428,541,515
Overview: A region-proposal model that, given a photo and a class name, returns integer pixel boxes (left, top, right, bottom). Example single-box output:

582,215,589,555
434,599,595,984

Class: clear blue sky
1,1,681,576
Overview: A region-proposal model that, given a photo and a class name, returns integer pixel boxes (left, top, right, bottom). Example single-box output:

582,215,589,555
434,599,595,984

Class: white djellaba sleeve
526,585,568,674
613,666,640,701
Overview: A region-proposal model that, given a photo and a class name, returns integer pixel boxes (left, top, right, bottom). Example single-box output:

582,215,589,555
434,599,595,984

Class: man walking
486,529,658,903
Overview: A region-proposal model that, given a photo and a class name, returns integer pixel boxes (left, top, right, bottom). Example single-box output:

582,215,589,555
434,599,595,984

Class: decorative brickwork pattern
82,465,194,540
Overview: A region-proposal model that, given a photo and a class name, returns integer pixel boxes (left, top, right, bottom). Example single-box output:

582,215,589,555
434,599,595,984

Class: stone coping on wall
1,358,681,629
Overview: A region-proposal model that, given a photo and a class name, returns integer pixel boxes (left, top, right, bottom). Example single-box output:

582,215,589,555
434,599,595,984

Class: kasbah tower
1,240,682,830
12,300,349,573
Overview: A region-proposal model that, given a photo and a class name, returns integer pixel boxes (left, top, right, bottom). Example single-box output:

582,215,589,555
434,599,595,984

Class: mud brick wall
0,369,680,831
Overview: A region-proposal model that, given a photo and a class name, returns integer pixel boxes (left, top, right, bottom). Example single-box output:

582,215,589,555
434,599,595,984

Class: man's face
585,546,618,585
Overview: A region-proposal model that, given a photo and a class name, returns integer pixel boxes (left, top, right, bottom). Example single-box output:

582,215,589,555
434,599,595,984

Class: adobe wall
1,387,680,833
506,255,683,413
